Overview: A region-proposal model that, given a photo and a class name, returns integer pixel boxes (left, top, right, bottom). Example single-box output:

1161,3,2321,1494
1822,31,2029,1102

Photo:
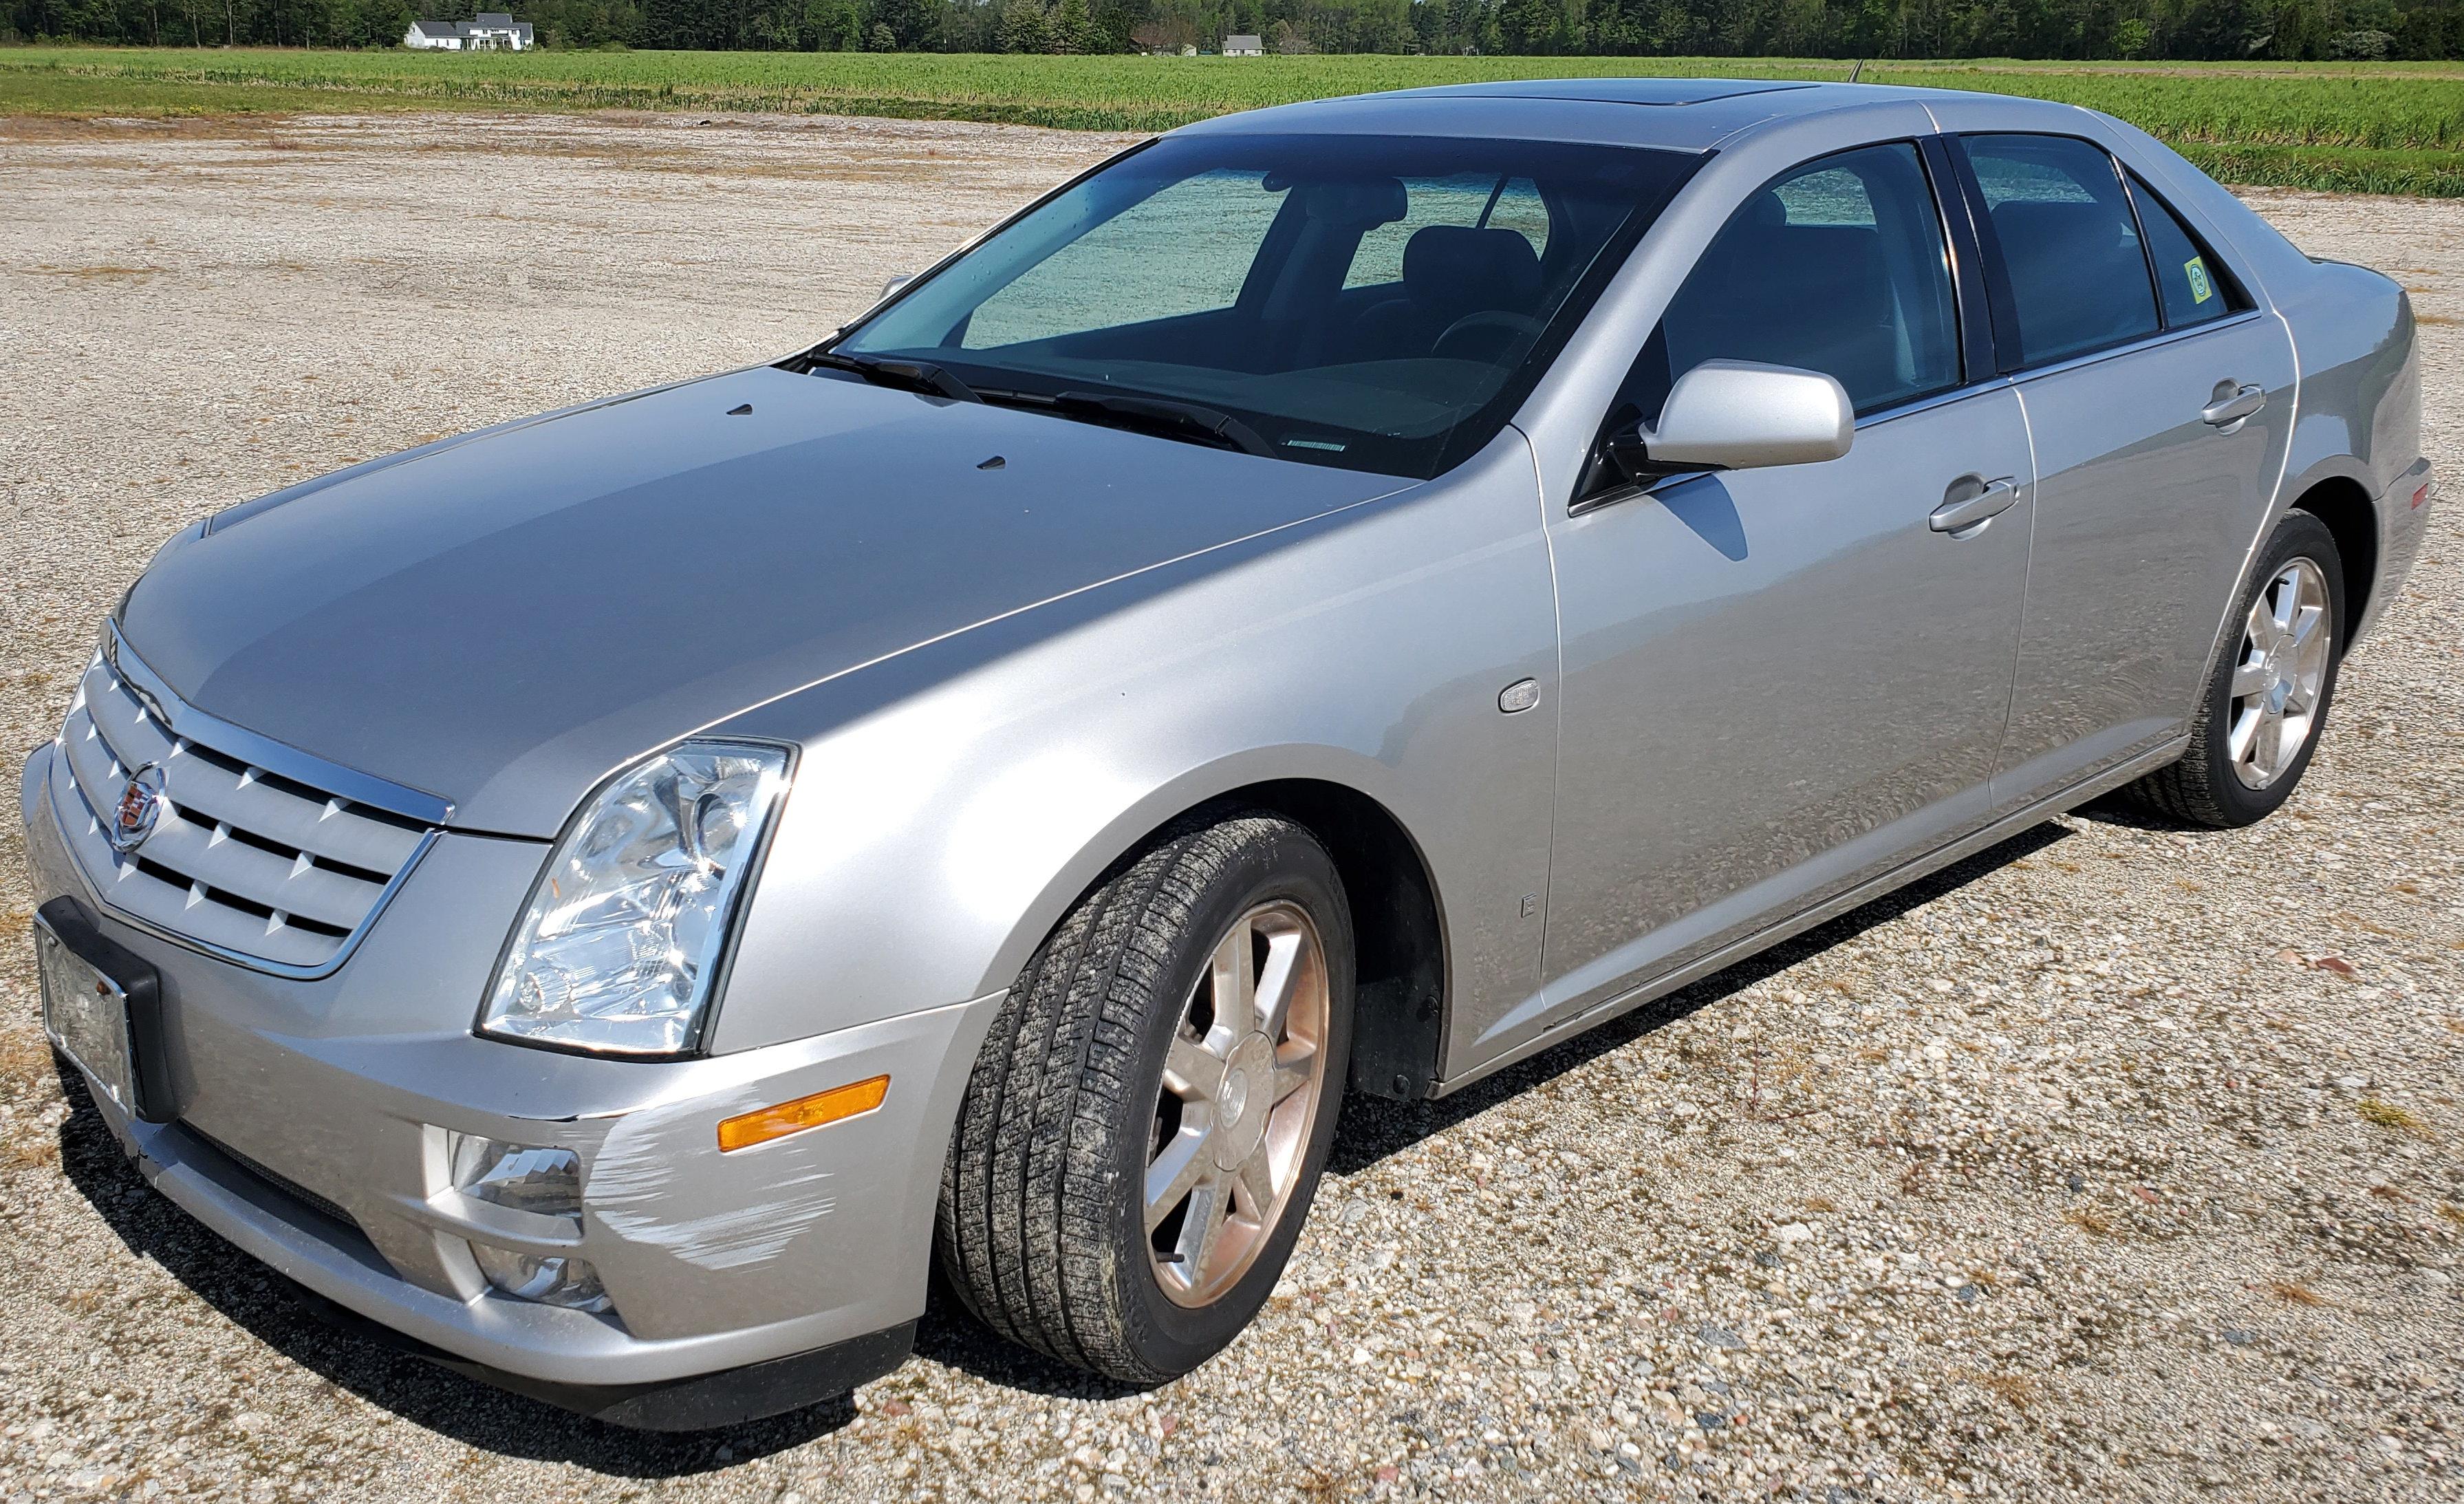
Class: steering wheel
1433,310,1546,363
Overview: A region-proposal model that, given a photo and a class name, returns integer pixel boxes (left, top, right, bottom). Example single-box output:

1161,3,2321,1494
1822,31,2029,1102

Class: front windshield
828,133,1700,479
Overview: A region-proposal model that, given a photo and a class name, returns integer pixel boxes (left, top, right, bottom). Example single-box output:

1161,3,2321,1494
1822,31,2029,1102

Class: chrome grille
49,632,442,976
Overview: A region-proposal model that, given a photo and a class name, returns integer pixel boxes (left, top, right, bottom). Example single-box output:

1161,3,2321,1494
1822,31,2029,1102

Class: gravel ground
0,114,2458,1504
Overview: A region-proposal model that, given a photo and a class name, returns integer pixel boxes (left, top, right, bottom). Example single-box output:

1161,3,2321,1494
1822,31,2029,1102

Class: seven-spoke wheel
1145,901,1331,1307
2227,557,2333,790
938,810,1353,1384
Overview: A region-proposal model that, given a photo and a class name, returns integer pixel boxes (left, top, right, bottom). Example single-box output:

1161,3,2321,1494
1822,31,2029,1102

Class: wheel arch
2287,473,2379,645
980,762,1453,1104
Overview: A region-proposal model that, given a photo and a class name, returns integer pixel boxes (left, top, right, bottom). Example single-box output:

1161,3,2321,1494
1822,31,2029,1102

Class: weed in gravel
2357,1097,2432,1134
1975,1373,2043,1410
0,1031,56,1095
2269,1280,2332,1306
2065,1207,2118,1236
1,1136,59,1172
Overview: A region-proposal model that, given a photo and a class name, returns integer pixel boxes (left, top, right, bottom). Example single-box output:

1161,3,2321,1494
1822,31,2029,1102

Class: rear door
1951,133,2299,809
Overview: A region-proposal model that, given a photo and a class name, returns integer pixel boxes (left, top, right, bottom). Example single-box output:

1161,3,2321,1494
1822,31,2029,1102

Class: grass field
5,47,2462,195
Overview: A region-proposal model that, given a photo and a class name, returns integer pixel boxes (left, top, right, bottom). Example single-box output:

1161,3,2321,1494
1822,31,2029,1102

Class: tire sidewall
2193,512,2346,826
1107,823,1354,1378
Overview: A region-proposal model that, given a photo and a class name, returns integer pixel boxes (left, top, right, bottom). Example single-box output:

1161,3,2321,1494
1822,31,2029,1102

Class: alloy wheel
1144,900,1332,1308
2227,556,2333,790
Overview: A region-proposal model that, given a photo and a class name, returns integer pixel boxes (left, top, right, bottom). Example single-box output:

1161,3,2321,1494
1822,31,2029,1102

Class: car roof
1176,78,2086,153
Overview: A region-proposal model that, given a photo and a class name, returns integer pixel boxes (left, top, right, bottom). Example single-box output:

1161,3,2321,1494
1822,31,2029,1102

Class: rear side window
1965,134,2159,367
2128,173,2240,328
1642,142,1961,418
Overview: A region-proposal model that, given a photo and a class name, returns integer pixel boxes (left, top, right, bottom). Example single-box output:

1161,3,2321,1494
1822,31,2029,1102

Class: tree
997,0,1052,48
1052,0,1099,47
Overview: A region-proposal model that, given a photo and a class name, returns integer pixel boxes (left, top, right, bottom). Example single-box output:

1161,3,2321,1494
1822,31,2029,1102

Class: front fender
702,429,1561,1061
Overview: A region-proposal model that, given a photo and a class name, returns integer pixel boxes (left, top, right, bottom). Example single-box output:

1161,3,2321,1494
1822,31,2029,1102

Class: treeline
11,0,2463,61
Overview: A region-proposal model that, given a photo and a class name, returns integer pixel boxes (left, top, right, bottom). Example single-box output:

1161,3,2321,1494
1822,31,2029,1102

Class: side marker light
717,1075,889,1152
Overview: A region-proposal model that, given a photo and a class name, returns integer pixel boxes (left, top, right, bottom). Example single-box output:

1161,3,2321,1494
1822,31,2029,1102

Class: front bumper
21,741,999,1424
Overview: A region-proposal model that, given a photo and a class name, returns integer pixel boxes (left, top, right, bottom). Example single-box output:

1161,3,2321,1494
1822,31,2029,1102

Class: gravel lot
1,112,2457,1504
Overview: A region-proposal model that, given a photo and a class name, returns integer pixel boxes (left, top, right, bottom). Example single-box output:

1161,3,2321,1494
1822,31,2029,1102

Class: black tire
2121,509,2345,828
937,810,1354,1384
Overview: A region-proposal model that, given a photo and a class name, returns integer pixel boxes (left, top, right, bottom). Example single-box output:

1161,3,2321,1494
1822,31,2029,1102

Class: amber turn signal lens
717,1075,889,1152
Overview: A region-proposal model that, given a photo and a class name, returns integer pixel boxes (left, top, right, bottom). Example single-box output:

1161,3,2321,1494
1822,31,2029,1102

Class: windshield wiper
1036,390,1274,458
795,349,980,403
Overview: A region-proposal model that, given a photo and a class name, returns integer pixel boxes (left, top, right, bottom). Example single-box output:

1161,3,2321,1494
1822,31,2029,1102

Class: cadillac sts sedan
24,79,2428,1428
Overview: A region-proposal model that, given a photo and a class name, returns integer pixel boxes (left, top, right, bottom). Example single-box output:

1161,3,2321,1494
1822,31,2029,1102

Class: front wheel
937,810,1353,1384
2122,509,2345,828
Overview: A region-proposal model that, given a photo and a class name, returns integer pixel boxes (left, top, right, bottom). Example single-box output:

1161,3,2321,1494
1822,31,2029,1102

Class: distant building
404,12,534,48
1222,34,1263,55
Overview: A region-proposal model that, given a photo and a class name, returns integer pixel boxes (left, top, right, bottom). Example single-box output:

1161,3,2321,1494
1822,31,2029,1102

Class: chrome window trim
2003,309,2267,387
1854,374,2018,430
47,752,442,982
103,621,455,827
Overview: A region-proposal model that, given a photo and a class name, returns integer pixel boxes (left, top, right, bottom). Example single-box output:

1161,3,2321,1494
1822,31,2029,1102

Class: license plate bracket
34,897,171,1123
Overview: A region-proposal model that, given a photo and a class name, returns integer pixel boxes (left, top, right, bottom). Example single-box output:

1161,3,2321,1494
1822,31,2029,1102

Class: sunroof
1411,79,1819,107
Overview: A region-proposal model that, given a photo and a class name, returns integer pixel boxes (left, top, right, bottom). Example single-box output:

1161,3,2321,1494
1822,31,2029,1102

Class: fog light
471,1245,611,1312
450,1135,582,1218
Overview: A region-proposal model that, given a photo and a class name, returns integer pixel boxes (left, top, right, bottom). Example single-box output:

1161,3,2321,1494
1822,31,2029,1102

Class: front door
1479,141,2035,1064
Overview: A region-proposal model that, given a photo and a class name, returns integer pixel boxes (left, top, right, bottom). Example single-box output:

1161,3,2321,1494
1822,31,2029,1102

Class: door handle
1929,476,2020,535
2201,383,2266,429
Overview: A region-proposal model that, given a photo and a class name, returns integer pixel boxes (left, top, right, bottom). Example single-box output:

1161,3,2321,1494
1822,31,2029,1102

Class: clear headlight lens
479,740,790,1057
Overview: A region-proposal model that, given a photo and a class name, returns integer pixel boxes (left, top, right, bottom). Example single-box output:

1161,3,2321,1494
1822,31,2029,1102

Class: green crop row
4,47,2461,193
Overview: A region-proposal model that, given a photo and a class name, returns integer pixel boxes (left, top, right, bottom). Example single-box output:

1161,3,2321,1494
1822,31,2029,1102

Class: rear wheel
937,811,1353,1384
2122,510,2344,828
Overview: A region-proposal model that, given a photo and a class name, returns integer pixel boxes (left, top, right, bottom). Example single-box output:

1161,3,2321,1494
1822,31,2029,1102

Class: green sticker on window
2184,256,2215,304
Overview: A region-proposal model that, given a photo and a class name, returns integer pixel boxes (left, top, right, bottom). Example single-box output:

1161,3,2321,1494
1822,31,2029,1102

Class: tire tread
938,811,1310,1384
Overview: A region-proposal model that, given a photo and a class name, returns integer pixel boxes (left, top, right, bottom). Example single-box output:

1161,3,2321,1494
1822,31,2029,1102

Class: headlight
479,740,790,1057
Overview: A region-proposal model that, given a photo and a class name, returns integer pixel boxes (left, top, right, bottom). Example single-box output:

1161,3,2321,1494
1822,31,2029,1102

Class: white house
404,12,534,48
1222,33,1263,54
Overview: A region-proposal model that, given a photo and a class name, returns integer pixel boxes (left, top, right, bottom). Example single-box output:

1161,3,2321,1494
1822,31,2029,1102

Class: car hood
121,365,1409,837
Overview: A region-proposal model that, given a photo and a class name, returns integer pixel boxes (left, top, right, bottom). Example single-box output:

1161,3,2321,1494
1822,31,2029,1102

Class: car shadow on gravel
1324,819,2075,1177
910,1273,1150,1402
50,1064,852,1476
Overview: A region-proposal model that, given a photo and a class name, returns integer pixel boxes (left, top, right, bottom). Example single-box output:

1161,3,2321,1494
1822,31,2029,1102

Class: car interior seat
1352,225,1546,361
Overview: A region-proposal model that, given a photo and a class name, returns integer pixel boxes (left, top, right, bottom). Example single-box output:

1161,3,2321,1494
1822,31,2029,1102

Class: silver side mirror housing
1647,360,1855,471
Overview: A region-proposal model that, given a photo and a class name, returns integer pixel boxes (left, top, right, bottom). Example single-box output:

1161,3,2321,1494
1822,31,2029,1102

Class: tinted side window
1643,142,1960,420
1965,134,2159,367
2128,173,2239,328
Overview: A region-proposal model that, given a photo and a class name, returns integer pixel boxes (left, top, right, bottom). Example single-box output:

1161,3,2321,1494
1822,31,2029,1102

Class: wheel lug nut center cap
1213,1033,1277,1169
1220,1068,1251,1124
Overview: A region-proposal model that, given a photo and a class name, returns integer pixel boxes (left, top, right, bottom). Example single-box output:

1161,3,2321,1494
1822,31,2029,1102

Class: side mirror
1614,360,1854,484
880,273,915,301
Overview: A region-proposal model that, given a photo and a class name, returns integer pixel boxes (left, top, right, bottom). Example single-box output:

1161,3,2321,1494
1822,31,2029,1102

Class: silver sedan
20,78,2428,1428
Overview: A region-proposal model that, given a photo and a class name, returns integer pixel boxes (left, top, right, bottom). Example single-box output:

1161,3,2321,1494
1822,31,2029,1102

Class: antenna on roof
1848,59,1866,83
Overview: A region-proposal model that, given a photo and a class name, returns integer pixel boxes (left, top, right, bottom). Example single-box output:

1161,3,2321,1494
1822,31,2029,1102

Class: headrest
1295,176,1408,228
1403,225,1544,316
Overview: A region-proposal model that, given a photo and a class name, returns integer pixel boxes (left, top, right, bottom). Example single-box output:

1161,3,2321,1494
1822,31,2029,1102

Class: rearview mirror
880,273,914,301
1618,360,1853,482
